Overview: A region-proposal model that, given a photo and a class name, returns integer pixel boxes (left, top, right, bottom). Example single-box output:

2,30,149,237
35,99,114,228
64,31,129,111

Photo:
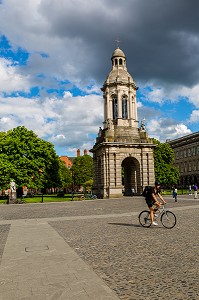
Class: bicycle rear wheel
161,211,176,229
138,210,151,227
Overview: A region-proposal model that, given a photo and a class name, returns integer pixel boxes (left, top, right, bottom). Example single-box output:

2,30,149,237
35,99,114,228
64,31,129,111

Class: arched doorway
122,157,141,196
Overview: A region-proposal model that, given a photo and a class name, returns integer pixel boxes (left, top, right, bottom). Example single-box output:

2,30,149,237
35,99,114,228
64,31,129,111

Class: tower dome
111,47,126,59
102,46,136,87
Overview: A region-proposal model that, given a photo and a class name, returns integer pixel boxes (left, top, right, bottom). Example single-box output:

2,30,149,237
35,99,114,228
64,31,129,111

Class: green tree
83,179,93,193
71,155,93,188
59,160,73,188
0,126,64,190
152,138,180,186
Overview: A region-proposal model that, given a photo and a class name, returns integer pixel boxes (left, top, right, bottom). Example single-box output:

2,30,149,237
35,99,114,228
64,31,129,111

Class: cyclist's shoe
152,221,158,226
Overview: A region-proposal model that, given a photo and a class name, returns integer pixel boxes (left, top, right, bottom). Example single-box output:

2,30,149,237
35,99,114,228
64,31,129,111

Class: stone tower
90,47,155,198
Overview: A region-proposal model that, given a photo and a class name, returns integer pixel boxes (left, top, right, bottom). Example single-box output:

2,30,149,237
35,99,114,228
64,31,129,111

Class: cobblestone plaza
0,197,199,299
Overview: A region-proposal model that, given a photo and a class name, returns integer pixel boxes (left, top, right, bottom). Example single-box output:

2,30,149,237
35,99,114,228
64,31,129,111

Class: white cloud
0,58,31,93
147,118,192,142
139,83,199,108
0,92,103,154
188,110,199,123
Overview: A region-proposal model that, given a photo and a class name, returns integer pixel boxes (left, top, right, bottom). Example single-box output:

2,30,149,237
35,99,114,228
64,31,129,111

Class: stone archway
122,157,141,196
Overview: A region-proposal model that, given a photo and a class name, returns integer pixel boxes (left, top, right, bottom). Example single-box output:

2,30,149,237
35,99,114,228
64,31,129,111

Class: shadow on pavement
108,222,141,228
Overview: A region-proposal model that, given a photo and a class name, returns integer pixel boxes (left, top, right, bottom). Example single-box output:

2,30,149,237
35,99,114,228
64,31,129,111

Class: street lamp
71,170,74,201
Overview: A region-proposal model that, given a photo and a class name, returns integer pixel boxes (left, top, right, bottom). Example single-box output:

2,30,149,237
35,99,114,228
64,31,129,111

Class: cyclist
144,181,166,226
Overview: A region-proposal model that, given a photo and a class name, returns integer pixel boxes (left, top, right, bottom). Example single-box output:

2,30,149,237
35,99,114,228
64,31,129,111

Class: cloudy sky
0,0,199,156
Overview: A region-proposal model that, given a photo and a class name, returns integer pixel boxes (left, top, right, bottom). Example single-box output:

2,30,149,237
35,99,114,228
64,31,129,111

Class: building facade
168,132,199,187
90,47,155,198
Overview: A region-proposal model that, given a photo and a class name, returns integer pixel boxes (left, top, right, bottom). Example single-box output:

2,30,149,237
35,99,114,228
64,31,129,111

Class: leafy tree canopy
71,155,93,187
152,138,180,186
0,126,66,190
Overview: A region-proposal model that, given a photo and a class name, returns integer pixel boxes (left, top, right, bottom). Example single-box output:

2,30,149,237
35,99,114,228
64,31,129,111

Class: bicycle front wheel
161,211,176,229
138,210,151,227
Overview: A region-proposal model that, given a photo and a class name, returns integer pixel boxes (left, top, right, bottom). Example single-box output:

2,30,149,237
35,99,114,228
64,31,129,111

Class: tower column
132,93,138,121
128,90,133,126
104,94,107,121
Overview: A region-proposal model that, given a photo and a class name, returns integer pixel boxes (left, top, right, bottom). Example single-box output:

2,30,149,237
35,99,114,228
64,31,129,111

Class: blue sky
0,0,199,156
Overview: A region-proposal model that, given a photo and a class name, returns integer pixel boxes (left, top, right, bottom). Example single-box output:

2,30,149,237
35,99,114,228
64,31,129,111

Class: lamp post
71,170,74,201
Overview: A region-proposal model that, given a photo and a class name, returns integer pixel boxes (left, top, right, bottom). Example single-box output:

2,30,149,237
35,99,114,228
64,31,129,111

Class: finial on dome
115,38,120,48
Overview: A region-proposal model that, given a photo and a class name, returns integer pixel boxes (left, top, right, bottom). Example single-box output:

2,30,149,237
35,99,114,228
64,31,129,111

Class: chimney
77,149,81,157
84,149,88,155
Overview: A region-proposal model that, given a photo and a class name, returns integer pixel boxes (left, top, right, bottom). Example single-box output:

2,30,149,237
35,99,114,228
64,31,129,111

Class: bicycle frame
154,204,166,218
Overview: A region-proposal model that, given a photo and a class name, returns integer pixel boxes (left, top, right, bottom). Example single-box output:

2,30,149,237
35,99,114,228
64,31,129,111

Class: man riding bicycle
144,181,166,226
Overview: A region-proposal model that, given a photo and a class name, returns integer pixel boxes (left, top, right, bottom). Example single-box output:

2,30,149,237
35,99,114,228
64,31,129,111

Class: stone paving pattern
0,196,199,299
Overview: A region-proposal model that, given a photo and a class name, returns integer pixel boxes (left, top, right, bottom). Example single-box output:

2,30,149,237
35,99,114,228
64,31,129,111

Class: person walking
172,186,178,202
188,185,192,195
193,184,198,199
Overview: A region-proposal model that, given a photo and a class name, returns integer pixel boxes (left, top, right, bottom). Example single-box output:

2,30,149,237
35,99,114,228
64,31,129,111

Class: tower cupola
111,47,126,69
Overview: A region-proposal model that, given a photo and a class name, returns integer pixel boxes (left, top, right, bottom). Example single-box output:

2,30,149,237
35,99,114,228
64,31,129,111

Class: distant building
60,149,88,168
60,156,73,169
168,132,199,187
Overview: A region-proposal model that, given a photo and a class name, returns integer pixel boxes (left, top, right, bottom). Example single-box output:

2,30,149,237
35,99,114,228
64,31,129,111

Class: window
193,147,196,156
188,148,191,157
184,149,187,157
112,95,118,119
122,95,128,119
184,163,187,172
119,58,123,65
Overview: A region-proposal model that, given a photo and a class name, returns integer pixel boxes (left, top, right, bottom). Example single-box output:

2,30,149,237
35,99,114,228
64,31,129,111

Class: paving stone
0,196,199,299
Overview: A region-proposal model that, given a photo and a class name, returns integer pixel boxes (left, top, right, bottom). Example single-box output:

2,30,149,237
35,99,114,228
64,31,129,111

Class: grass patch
161,189,189,195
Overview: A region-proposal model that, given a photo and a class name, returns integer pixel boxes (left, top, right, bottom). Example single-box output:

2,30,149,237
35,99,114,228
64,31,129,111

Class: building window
112,95,118,119
184,149,187,157
188,148,191,156
176,151,179,159
197,146,199,155
122,95,128,119
115,59,118,66
119,58,123,65
193,147,196,156
180,150,183,158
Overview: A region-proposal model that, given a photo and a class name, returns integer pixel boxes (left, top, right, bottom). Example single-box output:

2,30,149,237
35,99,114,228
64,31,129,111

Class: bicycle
138,204,176,229
86,193,97,199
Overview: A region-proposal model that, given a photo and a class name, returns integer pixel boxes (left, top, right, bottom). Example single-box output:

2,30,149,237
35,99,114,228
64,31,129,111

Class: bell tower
90,47,155,198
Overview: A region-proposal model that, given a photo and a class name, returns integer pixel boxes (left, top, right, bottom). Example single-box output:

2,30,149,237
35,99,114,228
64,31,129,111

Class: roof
112,47,126,58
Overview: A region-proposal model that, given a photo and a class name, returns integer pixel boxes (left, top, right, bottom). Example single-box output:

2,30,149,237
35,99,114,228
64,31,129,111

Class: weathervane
115,38,120,48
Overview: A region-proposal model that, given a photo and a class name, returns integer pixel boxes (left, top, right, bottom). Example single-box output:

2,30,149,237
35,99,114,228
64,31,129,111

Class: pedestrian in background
193,184,198,199
188,185,192,195
172,186,178,202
